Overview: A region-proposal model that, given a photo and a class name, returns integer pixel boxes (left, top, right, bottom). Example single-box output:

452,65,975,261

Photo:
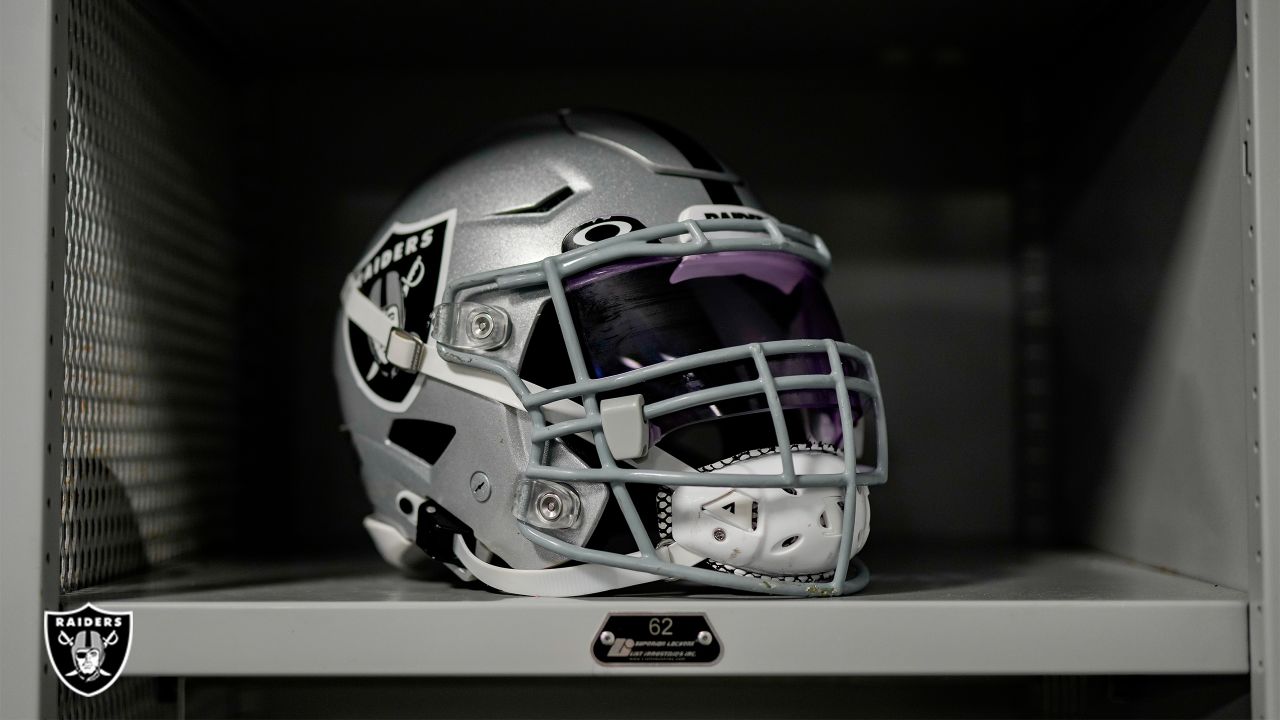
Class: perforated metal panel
58,0,240,592
58,679,174,720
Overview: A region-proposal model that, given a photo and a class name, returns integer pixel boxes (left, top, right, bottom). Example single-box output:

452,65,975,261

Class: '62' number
648,617,674,636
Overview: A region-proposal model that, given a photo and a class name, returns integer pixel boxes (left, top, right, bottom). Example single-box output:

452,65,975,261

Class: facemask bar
434,218,887,596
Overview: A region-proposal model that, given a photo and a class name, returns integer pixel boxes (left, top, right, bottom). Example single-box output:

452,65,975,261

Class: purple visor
558,251,862,469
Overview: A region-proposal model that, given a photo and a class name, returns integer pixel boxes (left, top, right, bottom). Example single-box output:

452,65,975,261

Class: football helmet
335,110,887,596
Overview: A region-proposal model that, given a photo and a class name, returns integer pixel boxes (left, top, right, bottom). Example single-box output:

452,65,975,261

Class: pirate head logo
344,209,454,411
44,604,133,697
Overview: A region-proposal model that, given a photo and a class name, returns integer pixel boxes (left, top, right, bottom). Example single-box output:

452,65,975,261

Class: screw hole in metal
471,312,493,340
469,471,491,502
537,492,563,521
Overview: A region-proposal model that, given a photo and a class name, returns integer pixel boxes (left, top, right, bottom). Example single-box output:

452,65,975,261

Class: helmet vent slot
492,185,574,216
388,419,457,465
772,535,802,553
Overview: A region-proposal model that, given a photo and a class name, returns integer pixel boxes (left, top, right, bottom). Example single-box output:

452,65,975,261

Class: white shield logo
44,603,134,698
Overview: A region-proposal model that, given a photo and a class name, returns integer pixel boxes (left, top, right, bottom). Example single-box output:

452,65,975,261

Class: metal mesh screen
59,679,175,720
59,0,240,592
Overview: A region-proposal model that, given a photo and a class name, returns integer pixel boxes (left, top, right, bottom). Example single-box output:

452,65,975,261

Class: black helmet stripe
620,113,743,205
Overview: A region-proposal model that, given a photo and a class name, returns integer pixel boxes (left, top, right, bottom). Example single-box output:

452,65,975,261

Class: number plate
591,613,722,665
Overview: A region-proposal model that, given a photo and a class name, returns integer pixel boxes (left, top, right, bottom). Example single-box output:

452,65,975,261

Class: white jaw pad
670,451,870,577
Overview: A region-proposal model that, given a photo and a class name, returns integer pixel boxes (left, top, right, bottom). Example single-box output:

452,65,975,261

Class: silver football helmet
335,110,887,596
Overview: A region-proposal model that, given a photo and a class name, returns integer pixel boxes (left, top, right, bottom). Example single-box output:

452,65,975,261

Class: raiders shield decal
344,209,455,411
44,604,133,697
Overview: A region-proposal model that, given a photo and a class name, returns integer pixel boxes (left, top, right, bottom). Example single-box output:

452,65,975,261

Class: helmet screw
712,528,727,542
536,492,563,521
469,471,491,502
599,631,616,646
471,312,494,339
696,631,714,646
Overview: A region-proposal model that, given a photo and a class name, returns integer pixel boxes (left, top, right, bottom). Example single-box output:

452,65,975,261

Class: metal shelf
66,545,1248,677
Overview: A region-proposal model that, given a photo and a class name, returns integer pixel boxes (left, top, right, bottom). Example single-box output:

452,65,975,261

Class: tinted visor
542,251,861,468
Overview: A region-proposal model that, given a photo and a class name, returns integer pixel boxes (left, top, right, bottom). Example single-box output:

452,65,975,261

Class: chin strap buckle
384,327,427,373
341,277,430,374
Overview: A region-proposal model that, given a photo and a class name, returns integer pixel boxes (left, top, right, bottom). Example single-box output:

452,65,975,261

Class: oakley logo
562,216,645,252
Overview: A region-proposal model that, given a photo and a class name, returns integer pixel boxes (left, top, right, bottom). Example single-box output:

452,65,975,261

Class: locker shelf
67,545,1248,677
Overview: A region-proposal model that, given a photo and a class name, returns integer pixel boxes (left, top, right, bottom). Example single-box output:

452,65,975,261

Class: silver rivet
712,528,727,542
536,492,563,521
471,312,493,339
469,472,491,502
696,631,713,646
599,631,615,645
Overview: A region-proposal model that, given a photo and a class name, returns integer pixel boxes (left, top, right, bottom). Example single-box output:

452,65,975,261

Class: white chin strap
452,535,705,598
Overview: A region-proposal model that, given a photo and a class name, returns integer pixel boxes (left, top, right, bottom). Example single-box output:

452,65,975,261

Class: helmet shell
334,110,757,570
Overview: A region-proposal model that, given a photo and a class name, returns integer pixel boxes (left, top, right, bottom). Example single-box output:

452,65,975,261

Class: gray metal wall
0,1,53,717
1050,0,1248,589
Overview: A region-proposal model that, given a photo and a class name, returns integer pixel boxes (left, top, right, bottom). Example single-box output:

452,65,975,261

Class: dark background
129,0,1229,559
